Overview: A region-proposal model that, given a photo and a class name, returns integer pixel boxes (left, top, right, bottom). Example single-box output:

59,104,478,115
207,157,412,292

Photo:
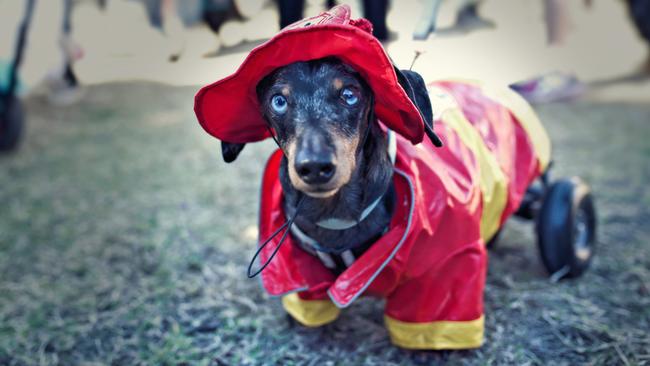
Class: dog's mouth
301,186,340,198
287,175,344,198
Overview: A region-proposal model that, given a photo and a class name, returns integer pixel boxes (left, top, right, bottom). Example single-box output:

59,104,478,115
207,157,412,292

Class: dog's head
257,58,373,198
221,57,433,198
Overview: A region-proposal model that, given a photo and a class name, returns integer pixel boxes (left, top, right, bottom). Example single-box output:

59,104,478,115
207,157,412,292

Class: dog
240,57,394,272
194,5,551,350
224,57,442,273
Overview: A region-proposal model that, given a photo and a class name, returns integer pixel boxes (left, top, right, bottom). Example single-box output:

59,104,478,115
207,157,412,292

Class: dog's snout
294,131,337,185
295,152,336,185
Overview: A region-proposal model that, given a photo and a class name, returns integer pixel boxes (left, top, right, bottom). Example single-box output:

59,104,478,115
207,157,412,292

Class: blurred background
2,0,649,98
1,0,649,365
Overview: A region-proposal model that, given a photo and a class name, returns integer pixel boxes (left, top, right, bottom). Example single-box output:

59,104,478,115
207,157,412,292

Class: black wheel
0,94,25,152
536,177,596,279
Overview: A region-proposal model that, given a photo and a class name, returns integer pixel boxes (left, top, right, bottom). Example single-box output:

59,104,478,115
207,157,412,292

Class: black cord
246,119,298,278
247,195,305,278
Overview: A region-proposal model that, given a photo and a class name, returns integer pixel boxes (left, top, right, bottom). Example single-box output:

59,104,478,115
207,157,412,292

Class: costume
194,5,550,350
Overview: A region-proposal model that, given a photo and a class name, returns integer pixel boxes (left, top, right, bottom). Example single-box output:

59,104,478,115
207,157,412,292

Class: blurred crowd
1,0,649,106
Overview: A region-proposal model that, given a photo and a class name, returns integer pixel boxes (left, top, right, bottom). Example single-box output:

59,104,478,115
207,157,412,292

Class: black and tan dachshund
221,58,430,271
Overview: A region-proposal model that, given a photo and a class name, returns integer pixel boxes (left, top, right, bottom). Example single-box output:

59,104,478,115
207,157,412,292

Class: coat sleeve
384,239,487,350
281,285,340,327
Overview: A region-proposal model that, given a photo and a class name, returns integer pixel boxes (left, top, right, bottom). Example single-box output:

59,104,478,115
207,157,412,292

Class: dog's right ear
221,141,246,163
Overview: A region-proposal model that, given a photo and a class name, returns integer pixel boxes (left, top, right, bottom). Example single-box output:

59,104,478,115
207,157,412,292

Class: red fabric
436,82,540,225
193,5,424,144
349,18,373,34
256,81,542,324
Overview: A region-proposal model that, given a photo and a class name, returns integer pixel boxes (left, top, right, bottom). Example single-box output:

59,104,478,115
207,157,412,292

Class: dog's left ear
221,141,246,163
394,68,443,147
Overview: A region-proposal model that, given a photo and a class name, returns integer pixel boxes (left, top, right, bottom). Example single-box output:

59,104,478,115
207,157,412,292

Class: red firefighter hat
194,5,440,146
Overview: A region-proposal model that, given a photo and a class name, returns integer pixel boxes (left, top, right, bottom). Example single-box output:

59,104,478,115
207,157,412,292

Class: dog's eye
340,88,359,106
271,94,288,114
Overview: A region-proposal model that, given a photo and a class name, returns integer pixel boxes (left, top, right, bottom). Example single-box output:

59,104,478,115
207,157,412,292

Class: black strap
247,195,305,278
247,120,299,278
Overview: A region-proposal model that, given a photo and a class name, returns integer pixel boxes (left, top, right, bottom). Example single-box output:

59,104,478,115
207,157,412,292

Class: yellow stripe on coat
282,293,340,327
385,314,484,350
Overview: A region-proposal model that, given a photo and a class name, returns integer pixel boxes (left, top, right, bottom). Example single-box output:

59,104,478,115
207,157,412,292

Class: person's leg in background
543,0,570,45
203,0,236,34
455,0,493,31
413,0,443,40
362,0,389,41
412,0,492,40
47,0,84,106
626,0,650,73
161,0,187,62
139,0,192,61
277,0,305,29
142,0,164,28
276,0,388,40
61,0,78,89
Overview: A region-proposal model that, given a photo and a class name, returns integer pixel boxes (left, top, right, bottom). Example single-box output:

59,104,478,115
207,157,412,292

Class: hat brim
194,24,425,144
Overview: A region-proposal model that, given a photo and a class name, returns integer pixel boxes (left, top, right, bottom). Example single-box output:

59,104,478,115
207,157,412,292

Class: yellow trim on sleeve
439,106,509,242
281,293,340,327
385,315,485,350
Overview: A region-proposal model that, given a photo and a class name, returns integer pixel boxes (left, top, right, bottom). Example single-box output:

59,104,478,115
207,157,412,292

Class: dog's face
256,58,373,198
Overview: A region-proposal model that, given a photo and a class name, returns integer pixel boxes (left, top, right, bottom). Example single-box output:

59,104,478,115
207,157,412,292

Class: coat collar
256,145,415,308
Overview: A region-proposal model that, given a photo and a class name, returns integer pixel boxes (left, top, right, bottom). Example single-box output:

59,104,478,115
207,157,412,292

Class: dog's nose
295,156,336,185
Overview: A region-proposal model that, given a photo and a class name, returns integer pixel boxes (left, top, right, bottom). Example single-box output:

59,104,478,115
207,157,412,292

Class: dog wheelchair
491,164,597,279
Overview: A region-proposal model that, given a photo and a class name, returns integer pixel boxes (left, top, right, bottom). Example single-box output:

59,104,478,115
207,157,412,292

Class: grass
0,82,649,365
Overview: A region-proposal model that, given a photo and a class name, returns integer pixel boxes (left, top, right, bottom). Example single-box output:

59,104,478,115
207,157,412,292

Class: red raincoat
257,80,550,350
194,5,551,350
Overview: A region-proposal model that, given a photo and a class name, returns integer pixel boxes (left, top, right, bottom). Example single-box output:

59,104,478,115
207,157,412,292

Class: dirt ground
0,81,649,365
